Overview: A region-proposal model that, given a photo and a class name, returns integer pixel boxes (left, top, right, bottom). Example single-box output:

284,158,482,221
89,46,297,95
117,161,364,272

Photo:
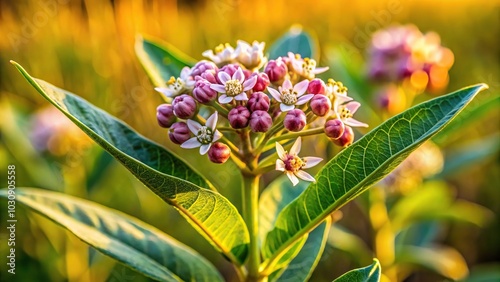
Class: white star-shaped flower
210,67,257,104
276,137,323,186
181,112,222,155
268,79,314,112
155,67,195,99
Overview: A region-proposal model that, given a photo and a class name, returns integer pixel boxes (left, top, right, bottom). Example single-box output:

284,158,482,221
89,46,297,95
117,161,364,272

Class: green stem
267,127,324,144
242,173,261,282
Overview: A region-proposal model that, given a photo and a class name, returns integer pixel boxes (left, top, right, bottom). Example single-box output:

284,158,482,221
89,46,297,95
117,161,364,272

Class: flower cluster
155,40,368,185
367,24,454,92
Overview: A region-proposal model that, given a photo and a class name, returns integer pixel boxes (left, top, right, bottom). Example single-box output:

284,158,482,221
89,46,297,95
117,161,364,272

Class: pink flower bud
156,104,176,128
193,79,217,103
252,72,270,91
191,60,218,77
247,92,270,112
324,118,345,139
208,142,231,164
249,110,273,132
284,109,306,132
172,94,197,119
310,94,332,117
332,125,354,147
307,78,326,94
265,58,288,83
198,70,218,84
169,122,191,144
228,106,251,129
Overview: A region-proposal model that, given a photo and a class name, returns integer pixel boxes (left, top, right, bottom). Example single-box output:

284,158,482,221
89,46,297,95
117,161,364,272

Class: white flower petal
268,88,282,102
282,79,293,90
290,137,302,155
276,159,285,171
242,75,257,90
345,102,361,113
280,103,295,112
155,87,173,96
303,157,323,168
234,93,248,101
218,71,231,84
206,112,218,130
275,142,287,159
213,130,222,142
202,50,215,60
312,66,329,74
294,80,309,95
233,67,245,83
199,144,211,155
286,172,300,186
296,94,314,105
187,119,202,134
181,137,201,149
180,67,191,79
210,84,226,93
295,170,316,182
344,117,368,128
218,95,233,104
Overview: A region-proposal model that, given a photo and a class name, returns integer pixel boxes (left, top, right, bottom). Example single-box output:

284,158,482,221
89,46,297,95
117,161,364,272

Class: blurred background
0,0,498,281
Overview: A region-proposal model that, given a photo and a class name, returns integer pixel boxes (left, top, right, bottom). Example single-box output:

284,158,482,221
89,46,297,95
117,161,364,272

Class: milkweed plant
2,26,488,282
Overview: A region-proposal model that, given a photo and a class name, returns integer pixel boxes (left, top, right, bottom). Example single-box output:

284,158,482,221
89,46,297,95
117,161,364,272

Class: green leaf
259,177,330,281
0,188,223,282
333,259,381,282
396,245,468,280
273,221,330,282
11,61,249,265
135,36,196,88
262,84,488,263
268,25,318,60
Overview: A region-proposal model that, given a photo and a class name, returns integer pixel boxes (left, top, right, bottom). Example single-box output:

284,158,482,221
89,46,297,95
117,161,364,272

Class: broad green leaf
333,259,381,282
396,245,468,280
259,177,330,281
433,95,499,145
11,61,249,265
273,221,330,282
135,36,196,88
262,84,488,262
268,25,318,61
0,188,223,282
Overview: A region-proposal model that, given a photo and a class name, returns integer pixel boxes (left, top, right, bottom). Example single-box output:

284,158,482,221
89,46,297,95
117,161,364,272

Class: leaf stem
267,127,324,144
242,173,261,282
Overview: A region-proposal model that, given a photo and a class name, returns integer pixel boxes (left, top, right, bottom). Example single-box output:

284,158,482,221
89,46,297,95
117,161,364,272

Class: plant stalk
242,173,261,281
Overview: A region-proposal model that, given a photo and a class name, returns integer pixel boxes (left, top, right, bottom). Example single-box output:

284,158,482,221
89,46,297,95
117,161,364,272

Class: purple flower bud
247,92,270,112
169,122,191,144
172,94,197,119
156,104,176,128
307,78,326,94
284,109,306,132
252,72,270,91
228,106,251,129
193,79,217,103
324,119,345,139
265,58,288,83
191,60,218,77
310,94,332,117
198,69,218,84
249,110,273,132
332,125,354,147
208,142,231,164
